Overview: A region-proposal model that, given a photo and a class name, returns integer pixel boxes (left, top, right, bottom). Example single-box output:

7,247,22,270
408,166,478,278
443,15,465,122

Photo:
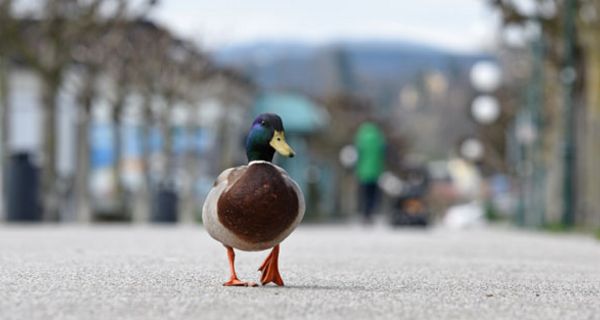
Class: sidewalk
0,225,599,319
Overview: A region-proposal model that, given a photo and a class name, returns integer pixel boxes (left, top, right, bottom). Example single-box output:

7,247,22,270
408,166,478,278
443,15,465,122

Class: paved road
0,225,599,320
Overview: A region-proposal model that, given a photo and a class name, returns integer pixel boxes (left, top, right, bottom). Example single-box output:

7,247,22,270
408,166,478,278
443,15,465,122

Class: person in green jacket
354,121,386,224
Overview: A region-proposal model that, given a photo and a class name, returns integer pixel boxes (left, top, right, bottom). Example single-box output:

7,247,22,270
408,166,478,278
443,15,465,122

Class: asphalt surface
0,224,599,320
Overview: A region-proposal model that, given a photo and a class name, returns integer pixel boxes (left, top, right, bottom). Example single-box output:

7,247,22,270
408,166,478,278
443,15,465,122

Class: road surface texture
0,225,599,320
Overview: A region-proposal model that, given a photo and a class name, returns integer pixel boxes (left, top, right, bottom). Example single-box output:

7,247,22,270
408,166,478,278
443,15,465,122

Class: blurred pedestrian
354,122,386,224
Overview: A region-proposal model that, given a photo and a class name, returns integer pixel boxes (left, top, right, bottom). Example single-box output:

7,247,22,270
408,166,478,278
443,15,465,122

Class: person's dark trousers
359,182,379,223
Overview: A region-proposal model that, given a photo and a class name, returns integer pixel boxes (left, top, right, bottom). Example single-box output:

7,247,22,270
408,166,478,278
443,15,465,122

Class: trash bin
151,183,178,223
5,152,41,221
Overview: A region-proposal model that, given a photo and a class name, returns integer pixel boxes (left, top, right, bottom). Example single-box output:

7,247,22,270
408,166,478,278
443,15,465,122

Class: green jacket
354,122,385,183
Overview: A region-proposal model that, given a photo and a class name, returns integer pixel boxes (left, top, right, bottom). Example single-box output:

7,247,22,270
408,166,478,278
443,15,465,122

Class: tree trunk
132,94,153,223
112,96,125,216
216,107,230,172
41,78,60,221
73,69,97,223
541,60,563,225
0,55,10,220
581,32,600,228
159,107,173,182
73,94,93,223
180,120,198,224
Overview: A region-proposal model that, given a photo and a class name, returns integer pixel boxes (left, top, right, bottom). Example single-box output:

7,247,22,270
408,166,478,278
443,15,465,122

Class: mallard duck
202,113,305,287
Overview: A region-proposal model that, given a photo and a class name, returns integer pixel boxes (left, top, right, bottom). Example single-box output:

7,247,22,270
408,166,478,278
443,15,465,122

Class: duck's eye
260,120,266,126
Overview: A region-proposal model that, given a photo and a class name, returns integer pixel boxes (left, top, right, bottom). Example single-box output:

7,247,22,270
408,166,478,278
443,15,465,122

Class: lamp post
471,95,500,125
468,61,502,163
526,14,546,229
468,61,501,166
467,61,501,220
511,10,546,228
459,137,485,162
561,0,577,227
469,61,502,127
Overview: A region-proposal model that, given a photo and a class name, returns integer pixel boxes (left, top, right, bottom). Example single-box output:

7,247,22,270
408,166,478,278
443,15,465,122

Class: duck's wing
271,164,305,222
213,166,248,189
202,166,247,228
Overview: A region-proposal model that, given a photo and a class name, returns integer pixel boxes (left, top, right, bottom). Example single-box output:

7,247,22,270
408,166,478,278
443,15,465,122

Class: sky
150,0,501,53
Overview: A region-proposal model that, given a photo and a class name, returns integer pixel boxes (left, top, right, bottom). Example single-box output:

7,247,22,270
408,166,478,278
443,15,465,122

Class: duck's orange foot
223,278,258,287
258,245,284,286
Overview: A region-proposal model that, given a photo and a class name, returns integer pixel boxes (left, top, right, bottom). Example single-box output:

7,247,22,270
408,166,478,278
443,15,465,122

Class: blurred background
0,0,598,234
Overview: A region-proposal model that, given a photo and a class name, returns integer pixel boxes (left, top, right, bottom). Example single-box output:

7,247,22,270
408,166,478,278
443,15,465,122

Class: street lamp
465,61,502,164
459,137,484,162
470,61,502,93
471,95,500,125
469,60,502,126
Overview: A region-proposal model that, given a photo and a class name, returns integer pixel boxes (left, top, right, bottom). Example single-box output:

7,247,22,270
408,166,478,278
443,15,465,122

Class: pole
562,0,577,227
531,17,545,228
0,54,8,221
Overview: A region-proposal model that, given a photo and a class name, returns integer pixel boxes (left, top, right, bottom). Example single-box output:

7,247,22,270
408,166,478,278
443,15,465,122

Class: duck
202,113,305,287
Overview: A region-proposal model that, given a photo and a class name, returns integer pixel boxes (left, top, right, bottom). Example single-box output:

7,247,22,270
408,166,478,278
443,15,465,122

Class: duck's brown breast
217,163,299,243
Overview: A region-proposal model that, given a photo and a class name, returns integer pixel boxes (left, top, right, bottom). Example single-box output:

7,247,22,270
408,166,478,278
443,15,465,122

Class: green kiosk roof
253,93,328,134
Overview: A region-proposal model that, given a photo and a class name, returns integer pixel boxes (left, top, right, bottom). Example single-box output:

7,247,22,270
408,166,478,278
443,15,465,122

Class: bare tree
123,21,174,221
5,0,122,220
121,21,210,221
3,0,159,221
489,0,600,227
70,4,156,222
1,0,228,223
0,0,15,219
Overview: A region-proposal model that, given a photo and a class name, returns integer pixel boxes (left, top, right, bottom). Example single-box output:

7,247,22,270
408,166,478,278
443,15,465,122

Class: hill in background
214,40,494,158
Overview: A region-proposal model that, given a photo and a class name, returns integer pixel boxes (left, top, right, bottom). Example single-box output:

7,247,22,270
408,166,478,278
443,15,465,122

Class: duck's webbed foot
258,244,284,286
223,245,258,287
223,277,258,287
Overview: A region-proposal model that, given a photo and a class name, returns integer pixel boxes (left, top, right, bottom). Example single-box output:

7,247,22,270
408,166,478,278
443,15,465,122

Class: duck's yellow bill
270,131,295,157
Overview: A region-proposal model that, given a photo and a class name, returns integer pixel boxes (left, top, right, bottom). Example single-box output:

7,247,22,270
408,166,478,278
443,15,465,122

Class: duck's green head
246,113,295,162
